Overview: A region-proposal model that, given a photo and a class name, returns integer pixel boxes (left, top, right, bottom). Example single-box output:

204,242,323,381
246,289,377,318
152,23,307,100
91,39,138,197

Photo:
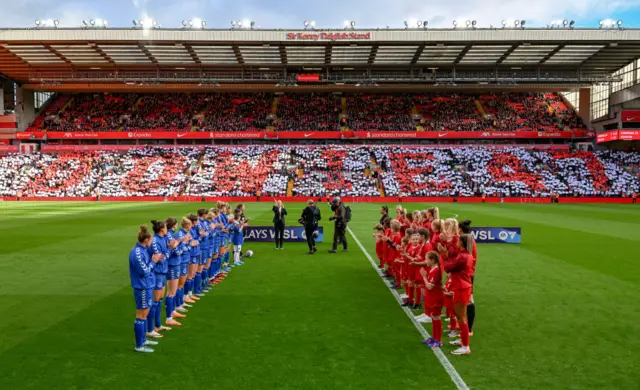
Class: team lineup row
128,203,249,353
375,206,477,355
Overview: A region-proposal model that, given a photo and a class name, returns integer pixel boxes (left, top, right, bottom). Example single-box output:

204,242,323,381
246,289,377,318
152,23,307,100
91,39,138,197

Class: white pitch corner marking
347,227,471,390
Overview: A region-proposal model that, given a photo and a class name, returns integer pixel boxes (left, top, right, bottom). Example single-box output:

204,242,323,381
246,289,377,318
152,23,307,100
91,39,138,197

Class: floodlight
83,20,88,26
514,20,520,27
304,20,309,27
563,19,568,26
231,20,236,27
132,20,138,26
404,21,408,28
90,19,95,25
182,20,187,26
152,20,158,27
201,20,206,27
569,20,575,28
423,21,428,28
251,21,256,28
350,20,356,28
466,20,471,27
35,19,40,26
472,20,477,27
188,20,193,27
309,20,316,28
617,20,623,26
520,20,525,27
417,21,423,27
453,20,457,27
103,20,108,26
501,20,506,27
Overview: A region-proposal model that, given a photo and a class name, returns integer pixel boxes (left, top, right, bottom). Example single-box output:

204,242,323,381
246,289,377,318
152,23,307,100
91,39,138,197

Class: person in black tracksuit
329,198,348,253
272,200,287,250
300,199,321,254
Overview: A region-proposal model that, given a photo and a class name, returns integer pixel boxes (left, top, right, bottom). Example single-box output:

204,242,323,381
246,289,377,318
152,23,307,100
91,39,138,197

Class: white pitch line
347,227,470,390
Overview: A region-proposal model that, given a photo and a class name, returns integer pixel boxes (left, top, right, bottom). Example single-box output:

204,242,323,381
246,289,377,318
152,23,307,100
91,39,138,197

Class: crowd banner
243,226,324,243
472,227,522,244
14,130,595,140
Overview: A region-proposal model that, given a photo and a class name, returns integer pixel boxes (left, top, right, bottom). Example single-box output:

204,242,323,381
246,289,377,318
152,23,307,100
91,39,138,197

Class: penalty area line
347,227,470,390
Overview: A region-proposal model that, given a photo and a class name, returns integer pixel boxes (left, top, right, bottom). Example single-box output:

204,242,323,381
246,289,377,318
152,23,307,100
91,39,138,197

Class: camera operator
300,199,321,254
328,197,348,253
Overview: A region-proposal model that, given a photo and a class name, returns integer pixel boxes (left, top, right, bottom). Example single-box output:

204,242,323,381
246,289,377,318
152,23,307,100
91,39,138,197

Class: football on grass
245,250,254,258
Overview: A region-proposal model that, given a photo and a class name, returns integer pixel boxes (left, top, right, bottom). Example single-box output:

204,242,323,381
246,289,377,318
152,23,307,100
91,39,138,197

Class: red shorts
425,305,443,317
453,288,472,305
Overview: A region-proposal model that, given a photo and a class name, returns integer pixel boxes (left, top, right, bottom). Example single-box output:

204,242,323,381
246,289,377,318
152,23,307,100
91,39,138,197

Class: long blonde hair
442,218,459,238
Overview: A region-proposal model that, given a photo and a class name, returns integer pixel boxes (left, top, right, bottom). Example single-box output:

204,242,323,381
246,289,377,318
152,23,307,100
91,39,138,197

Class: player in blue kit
175,217,193,312
164,217,186,327
129,225,162,353
221,203,233,269
195,208,210,297
230,216,246,266
202,210,215,291
208,208,223,285
147,220,171,338
185,214,201,302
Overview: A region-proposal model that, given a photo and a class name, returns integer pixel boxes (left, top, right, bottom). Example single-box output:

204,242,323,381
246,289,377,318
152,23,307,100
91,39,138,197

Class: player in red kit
413,228,433,322
444,234,475,355
420,251,444,348
401,233,422,308
385,220,403,288
459,220,477,336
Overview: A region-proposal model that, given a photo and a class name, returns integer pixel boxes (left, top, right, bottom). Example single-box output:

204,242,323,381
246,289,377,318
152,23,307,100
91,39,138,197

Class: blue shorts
190,255,199,265
154,273,166,290
200,251,209,265
180,263,188,276
167,265,180,281
134,288,153,309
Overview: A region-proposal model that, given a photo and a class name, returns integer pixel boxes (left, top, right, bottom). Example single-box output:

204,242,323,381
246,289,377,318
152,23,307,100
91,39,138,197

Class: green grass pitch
0,201,639,389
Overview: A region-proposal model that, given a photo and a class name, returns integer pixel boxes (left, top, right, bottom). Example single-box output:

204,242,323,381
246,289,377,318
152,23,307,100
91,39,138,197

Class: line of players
128,202,248,353
374,206,476,356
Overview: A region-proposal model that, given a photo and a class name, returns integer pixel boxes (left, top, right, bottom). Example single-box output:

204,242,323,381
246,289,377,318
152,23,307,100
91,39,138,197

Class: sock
450,316,458,331
194,273,201,293
406,284,413,304
185,279,192,296
134,319,145,348
467,303,476,332
146,305,155,332
154,299,162,328
432,319,442,343
165,296,174,319
459,322,470,347
177,288,183,306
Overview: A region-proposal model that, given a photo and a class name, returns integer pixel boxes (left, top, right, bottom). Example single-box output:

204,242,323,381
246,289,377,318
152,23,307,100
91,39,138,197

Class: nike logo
177,133,189,138
304,133,314,138
438,132,448,137
627,117,637,121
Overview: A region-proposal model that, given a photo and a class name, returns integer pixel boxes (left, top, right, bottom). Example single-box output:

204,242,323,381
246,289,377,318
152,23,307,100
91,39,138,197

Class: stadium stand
1,147,638,198
26,92,588,133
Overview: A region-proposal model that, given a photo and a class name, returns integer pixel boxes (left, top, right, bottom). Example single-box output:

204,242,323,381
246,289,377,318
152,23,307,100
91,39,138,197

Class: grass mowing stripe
347,226,470,390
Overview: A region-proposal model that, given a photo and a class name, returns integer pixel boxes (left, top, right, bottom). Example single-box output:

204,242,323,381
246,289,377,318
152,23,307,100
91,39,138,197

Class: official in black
379,205,391,225
272,200,287,250
329,197,348,253
300,199,321,254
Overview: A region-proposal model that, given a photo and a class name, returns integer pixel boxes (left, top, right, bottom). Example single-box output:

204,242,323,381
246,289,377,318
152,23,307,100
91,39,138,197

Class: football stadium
1,5,640,389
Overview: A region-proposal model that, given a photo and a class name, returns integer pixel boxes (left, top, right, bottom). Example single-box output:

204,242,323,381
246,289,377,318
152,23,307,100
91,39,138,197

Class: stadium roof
1,28,639,86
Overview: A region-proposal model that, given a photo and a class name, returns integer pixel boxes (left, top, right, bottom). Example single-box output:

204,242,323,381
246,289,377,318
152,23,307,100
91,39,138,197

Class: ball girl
373,223,386,269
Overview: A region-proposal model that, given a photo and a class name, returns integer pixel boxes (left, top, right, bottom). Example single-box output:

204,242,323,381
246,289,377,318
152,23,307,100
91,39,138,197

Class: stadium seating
28,92,588,133
1,147,638,198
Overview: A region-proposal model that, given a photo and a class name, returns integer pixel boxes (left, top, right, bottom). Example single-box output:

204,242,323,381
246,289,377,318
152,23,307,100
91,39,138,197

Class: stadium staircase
340,97,347,115
475,99,488,118
271,97,279,114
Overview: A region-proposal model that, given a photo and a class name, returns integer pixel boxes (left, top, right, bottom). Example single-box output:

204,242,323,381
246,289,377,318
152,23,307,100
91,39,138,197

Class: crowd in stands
275,94,340,131
1,146,638,198
30,92,588,133
347,94,415,131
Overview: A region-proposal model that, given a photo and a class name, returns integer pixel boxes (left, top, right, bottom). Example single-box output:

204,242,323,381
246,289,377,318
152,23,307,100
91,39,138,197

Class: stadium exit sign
286,32,372,41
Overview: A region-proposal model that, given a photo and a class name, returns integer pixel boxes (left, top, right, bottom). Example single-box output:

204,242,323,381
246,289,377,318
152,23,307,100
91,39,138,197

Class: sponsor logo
304,133,314,138
538,132,562,137
438,132,449,138
177,133,189,138
64,132,73,138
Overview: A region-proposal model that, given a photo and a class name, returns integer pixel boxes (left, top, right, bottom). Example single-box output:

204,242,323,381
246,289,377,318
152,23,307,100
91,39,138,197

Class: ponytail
151,220,166,234
138,225,151,243
460,234,475,253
